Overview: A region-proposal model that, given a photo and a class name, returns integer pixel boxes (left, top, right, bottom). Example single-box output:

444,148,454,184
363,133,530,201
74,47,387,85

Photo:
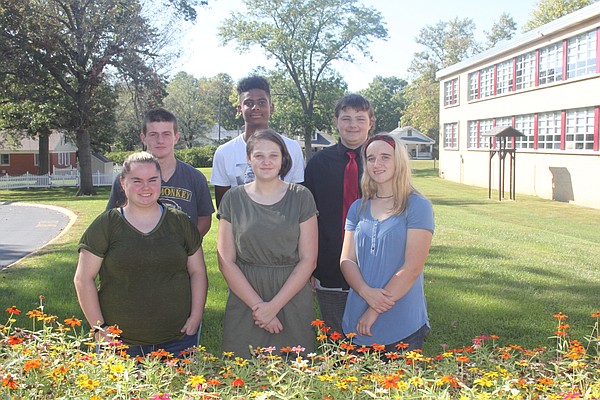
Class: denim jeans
384,324,430,353
124,334,198,358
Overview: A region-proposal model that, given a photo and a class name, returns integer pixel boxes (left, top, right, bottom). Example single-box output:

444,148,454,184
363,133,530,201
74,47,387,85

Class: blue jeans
384,324,430,353
124,334,198,358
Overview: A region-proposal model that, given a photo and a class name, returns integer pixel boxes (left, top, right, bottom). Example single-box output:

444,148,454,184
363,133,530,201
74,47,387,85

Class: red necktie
342,151,359,230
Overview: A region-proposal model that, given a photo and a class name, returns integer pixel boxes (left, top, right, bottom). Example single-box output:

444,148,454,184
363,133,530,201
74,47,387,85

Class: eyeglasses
363,134,396,155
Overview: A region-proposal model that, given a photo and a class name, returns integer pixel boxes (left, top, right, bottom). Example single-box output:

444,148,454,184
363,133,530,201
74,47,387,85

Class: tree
164,72,212,148
359,76,407,133
0,0,204,195
523,0,594,32
219,0,388,157
485,13,518,48
402,18,481,155
267,69,347,139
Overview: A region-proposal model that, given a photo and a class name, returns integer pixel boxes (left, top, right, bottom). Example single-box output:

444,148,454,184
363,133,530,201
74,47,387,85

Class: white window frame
467,121,479,148
515,51,536,90
58,152,70,166
443,123,458,149
567,30,597,79
496,60,514,95
468,72,479,100
0,154,9,166
565,107,595,150
537,111,562,150
479,119,493,148
514,114,535,149
444,78,458,106
480,66,494,98
539,42,564,85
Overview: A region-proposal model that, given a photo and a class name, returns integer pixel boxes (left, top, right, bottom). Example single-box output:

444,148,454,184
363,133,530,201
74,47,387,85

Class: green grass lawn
1,161,598,356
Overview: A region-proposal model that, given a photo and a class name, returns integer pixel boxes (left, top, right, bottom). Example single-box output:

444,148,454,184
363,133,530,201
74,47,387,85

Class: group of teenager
73,75,435,359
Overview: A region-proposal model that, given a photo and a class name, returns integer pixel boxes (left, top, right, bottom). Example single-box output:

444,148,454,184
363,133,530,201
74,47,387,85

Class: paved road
0,203,72,270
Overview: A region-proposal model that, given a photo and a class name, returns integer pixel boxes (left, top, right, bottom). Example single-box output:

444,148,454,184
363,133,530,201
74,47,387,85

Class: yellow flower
109,363,125,374
189,375,206,386
222,351,234,357
409,376,424,387
318,374,334,382
76,374,100,390
474,377,493,387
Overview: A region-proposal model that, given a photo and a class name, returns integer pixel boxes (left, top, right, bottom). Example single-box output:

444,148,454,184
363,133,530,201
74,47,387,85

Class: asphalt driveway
0,203,74,270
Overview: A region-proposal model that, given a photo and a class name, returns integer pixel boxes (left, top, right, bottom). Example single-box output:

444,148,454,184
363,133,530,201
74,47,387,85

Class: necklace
375,193,394,199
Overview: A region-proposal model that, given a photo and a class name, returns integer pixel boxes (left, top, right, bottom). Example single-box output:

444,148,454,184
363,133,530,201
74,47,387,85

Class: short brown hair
246,129,292,179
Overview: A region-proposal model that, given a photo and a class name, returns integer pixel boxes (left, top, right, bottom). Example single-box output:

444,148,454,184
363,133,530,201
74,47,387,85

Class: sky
177,0,538,92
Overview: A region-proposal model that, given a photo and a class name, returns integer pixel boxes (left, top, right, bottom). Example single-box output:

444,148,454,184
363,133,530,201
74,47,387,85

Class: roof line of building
436,1,600,80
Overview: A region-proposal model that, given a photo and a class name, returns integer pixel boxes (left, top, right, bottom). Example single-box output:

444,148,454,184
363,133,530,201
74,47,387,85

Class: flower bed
1,299,599,399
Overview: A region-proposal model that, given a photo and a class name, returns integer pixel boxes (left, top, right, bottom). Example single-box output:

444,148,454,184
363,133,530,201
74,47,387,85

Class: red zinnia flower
329,331,343,341
5,306,21,315
232,378,244,387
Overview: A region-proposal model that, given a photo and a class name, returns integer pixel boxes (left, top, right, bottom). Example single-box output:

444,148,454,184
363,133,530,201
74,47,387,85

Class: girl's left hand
356,308,379,336
252,301,280,328
180,316,201,336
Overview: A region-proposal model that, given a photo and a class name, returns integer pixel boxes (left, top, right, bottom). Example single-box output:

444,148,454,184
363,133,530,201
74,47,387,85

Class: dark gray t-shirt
107,159,214,223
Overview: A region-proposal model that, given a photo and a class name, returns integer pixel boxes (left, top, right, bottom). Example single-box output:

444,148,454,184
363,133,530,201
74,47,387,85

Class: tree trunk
38,130,50,175
303,125,313,162
76,128,96,196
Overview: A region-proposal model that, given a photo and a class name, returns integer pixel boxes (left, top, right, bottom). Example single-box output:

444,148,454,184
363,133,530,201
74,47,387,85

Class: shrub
1,299,599,399
104,151,135,166
175,146,217,168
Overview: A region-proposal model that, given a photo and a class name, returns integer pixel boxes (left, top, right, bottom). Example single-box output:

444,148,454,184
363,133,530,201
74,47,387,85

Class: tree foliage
485,13,518,48
523,0,594,32
402,17,481,156
359,76,407,133
266,69,347,139
218,0,387,157
0,0,179,194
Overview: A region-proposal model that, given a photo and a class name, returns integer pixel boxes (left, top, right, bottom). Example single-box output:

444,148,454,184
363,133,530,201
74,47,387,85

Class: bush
1,300,599,399
175,146,217,168
104,151,135,166
105,146,217,168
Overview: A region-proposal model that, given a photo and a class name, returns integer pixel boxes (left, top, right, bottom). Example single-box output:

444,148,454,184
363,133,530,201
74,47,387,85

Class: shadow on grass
424,244,598,352
1,187,112,203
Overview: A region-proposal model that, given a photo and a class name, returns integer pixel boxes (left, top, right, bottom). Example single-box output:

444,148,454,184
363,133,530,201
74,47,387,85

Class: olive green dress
218,183,317,358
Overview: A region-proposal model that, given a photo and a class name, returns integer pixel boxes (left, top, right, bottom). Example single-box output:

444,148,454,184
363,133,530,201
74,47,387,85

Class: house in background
436,2,600,209
389,125,435,159
0,130,77,175
297,131,335,155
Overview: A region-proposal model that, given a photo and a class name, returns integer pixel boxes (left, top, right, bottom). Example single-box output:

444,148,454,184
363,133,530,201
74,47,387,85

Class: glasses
363,134,396,155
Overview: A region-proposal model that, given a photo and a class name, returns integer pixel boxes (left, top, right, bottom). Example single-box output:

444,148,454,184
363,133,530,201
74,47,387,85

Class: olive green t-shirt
78,207,201,345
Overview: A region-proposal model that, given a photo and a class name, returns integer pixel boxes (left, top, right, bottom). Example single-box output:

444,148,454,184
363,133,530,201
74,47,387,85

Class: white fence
0,170,120,189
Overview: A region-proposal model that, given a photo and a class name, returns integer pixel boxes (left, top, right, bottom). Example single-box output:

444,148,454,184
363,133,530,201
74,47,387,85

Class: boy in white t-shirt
211,75,304,208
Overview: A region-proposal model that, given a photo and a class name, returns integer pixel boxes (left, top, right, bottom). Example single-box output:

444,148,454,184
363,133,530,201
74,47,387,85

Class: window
468,72,479,100
480,66,494,98
567,30,597,79
34,153,39,166
444,78,458,106
496,60,514,95
0,154,8,165
537,111,562,149
539,42,564,85
479,119,494,148
514,114,535,149
58,152,70,166
468,121,479,148
495,117,513,149
443,123,458,149
515,51,536,90
565,107,595,150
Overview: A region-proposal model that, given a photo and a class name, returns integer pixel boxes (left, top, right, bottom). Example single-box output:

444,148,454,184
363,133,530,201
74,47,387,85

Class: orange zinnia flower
23,359,41,371
1,375,18,389
64,317,81,328
232,378,244,387
372,343,385,352
455,355,470,363
379,374,400,389
329,331,343,341
553,312,568,321
6,336,24,345
591,312,600,318
311,319,325,327
395,342,409,350
5,306,21,315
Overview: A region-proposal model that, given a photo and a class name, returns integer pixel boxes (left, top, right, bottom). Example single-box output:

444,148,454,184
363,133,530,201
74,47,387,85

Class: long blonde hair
360,134,416,215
